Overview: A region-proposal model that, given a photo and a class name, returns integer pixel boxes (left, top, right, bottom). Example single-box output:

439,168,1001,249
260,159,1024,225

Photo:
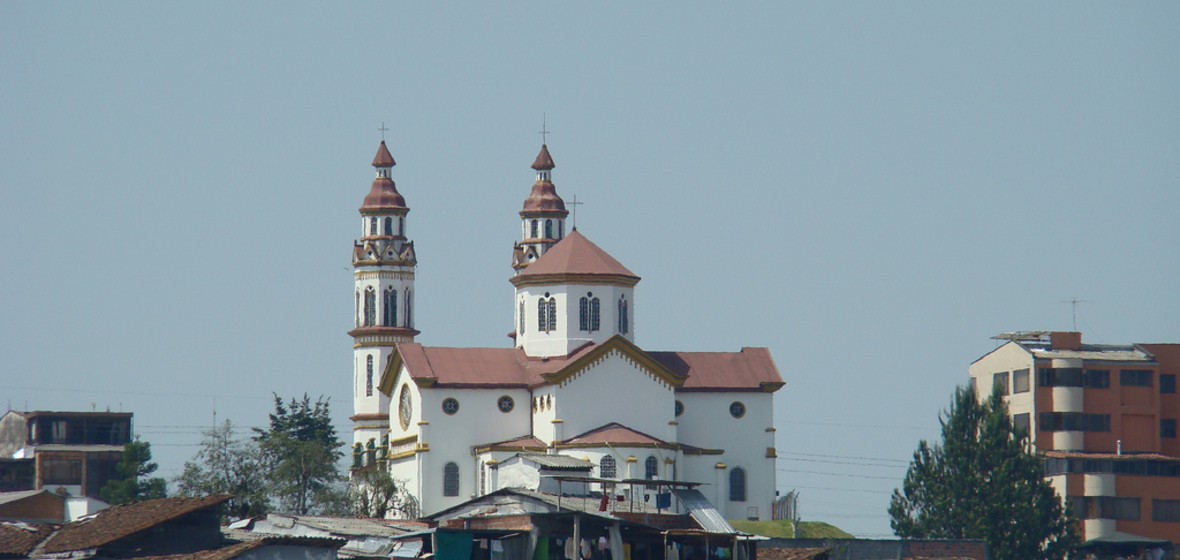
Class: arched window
530,220,539,238
398,216,404,235
600,455,617,479
355,291,360,327
645,456,658,480
545,219,553,239
363,287,376,327
618,296,629,334
383,287,397,327
369,217,377,236
538,296,556,333
547,298,556,332
443,462,460,496
403,288,412,328
383,217,393,236
519,301,525,334
580,293,600,332
365,355,374,397
558,221,564,239
729,467,747,502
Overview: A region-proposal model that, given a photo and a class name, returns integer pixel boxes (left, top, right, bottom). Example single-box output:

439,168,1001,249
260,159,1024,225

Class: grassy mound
728,519,853,539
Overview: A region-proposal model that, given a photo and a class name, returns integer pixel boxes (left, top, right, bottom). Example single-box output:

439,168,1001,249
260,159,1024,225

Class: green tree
174,420,269,519
100,439,167,504
889,385,1077,560
254,394,345,515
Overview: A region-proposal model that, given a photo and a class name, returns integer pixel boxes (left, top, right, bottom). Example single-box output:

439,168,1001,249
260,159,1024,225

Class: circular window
442,397,459,415
729,401,746,419
675,400,684,417
498,395,515,413
398,385,413,430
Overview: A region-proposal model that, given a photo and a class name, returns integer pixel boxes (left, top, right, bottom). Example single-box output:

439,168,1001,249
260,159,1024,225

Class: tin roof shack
229,514,424,559
0,411,133,498
426,483,756,560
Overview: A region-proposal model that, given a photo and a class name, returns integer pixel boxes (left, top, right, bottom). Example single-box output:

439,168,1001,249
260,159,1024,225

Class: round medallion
442,397,460,415
398,385,413,430
498,395,515,413
729,401,746,419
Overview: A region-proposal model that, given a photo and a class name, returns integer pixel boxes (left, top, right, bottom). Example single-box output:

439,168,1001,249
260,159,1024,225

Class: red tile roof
563,423,669,446
474,434,548,452
372,141,395,167
390,338,781,392
520,180,568,214
42,495,231,553
134,536,345,560
513,231,638,281
651,348,784,392
0,522,56,558
531,144,555,170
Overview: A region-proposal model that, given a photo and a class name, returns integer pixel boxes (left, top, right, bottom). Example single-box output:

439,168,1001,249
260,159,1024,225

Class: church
348,139,784,521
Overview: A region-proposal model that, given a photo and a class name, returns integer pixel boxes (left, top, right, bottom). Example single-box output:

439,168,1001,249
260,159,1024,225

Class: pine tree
254,394,345,515
100,440,167,504
889,385,1077,560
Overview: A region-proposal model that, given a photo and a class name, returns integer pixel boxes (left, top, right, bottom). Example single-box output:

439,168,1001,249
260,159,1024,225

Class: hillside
728,519,854,539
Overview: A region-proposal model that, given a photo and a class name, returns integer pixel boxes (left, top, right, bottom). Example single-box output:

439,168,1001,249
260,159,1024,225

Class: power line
778,456,907,470
778,468,901,481
784,451,910,465
775,419,931,432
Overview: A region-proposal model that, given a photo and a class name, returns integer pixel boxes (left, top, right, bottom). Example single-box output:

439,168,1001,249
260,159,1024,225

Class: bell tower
512,144,569,273
350,140,418,448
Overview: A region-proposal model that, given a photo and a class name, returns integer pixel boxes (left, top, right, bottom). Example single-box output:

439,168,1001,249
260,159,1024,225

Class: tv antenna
1061,297,1087,331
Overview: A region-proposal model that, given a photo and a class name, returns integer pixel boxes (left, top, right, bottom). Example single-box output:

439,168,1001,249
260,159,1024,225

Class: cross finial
568,194,584,230
539,113,549,145
378,122,389,141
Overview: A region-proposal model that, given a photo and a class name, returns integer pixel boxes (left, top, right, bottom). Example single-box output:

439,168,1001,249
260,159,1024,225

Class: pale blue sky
2,2,1177,536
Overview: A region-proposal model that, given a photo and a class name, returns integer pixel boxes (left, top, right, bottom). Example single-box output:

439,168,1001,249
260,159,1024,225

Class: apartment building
970,331,1180,543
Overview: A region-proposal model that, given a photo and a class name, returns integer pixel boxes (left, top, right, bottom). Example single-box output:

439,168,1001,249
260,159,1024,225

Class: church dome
362,141,407,210
521,144,567,215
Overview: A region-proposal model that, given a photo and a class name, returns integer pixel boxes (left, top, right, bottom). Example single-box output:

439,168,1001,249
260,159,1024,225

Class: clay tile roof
134,536,345,560
394,343,594,388
515,231,638,280
42,495,232,554
531,144,555,170
650,347,784,392
757,548,831,560
361,177,406,210
372,141,395,167
0,522,56,558
564,422,669,446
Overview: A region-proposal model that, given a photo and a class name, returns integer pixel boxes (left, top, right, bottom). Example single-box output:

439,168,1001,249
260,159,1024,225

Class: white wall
516,283,635,357
552,350,674,439
676,391,775,520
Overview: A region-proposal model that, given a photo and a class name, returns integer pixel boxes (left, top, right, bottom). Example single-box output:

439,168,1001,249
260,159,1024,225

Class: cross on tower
539,114,549,145
378,122,389,141
568,194,584,230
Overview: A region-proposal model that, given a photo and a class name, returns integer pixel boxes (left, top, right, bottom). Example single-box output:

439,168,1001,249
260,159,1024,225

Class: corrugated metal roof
517,453,593,469
671,488,736,534
1029,348,1153,362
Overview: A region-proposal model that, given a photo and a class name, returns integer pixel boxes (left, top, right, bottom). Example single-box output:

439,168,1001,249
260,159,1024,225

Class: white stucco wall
516,283,635,357
552,350,674,439
969,342,1037,432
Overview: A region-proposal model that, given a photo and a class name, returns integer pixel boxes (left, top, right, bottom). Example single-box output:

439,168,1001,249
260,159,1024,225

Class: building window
41,459,82,485
1162,374,1177,394
530,220,539,238
1084,369,1110,388
1163,419,1177,439
498,396,515,413
1121,369,1154,387
383,217,393,236
600,455,617,478
366,355,374,397
383,287,397,327
1071,496,1140,521
618,296,628,334
398,216,404,235
993,372,1009,395
730,402,746,419
675,400,684,417
519,301,525,334
545,219,553,239
729,467,747,502
538,295,556,333
1013,413,1030,435
403,288,412,328
558,221,564,239
398,385,412,431
579,293,600,332
1038,412,1110,432
443,462,460,496
442,398,459,415
355,291,360,327
369,217,377,236
1153,499,1180,522
1013,369,1030,393
363,287,376,327
645,456,658,480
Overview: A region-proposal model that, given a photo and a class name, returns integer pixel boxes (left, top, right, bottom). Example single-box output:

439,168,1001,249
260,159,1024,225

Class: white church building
349,141,784,521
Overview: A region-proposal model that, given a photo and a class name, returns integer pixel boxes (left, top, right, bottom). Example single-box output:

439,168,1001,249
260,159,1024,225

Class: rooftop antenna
378,122,389,141
568,194,584,230
1061,297,1087,331
539,113,549,145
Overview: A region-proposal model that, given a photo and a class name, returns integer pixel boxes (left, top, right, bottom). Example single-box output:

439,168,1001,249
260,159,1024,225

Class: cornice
511,273,640,288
